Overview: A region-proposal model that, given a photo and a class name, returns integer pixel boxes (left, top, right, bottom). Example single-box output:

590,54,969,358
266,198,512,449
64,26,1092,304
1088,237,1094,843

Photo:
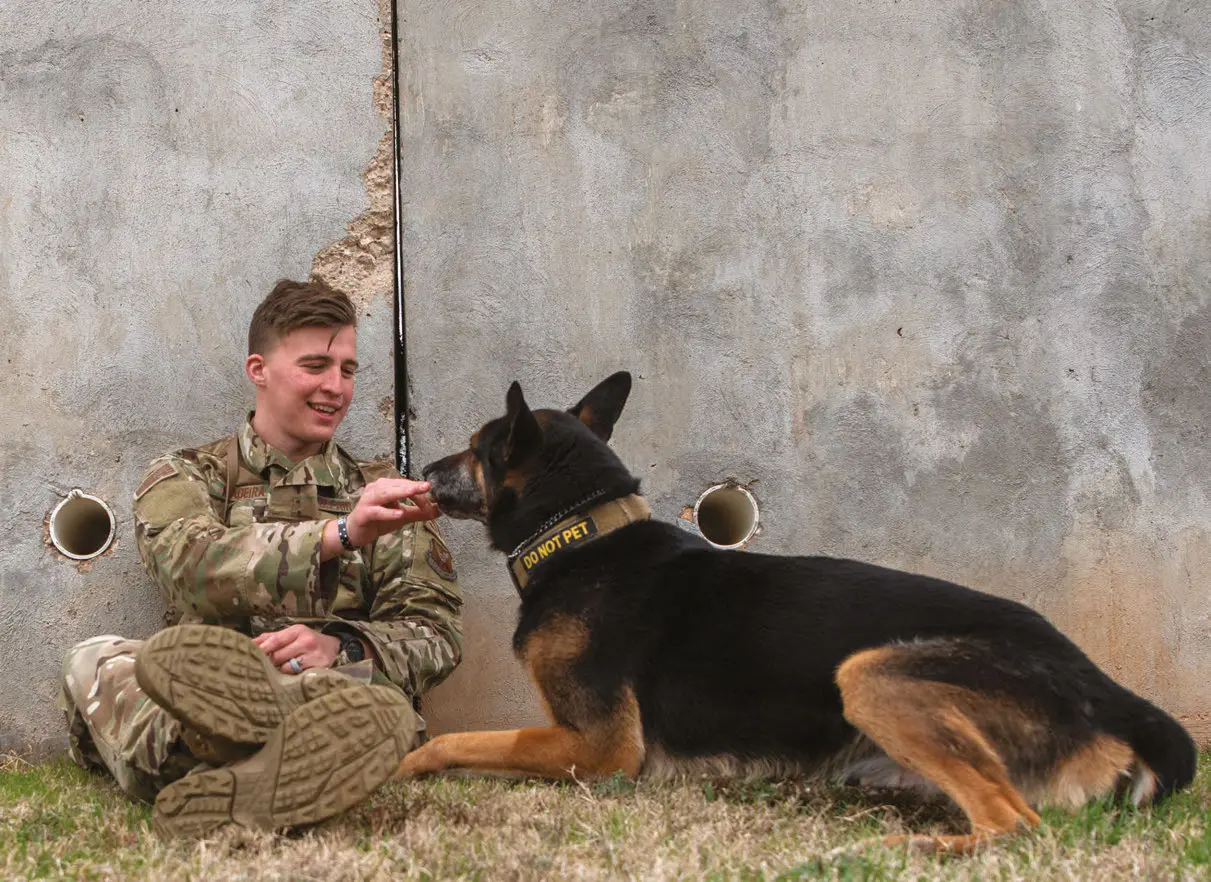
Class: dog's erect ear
505,381,541,466
568,371,632,442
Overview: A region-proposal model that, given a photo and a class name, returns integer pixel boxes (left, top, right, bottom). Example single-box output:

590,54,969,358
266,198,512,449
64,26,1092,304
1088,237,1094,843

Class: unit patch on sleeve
427,541,457,582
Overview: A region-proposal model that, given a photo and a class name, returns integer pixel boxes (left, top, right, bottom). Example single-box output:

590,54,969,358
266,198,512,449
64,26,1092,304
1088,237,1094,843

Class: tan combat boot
152,685,414,837
135,624,357,745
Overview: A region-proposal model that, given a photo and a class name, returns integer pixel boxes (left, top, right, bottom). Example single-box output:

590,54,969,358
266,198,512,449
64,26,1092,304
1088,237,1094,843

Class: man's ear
568,371,632,442
505,381,541,466
245,354,267,388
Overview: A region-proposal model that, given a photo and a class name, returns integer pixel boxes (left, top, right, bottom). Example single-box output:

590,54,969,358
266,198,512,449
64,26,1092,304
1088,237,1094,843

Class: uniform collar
238,414,342,487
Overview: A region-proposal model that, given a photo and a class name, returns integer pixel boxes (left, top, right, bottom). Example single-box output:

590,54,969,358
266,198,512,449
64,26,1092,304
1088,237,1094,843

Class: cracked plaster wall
404,0,1211,745
1,1,393,753
4,0,1210,755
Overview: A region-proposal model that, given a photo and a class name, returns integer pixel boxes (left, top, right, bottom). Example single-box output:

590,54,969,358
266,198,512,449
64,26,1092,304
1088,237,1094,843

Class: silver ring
288,657,303,674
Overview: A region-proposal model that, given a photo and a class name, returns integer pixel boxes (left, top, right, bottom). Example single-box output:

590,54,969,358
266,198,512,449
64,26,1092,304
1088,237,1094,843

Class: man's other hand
253,624,340,672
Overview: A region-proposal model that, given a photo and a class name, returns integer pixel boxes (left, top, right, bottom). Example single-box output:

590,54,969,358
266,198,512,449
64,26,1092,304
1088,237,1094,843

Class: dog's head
422,372,640,551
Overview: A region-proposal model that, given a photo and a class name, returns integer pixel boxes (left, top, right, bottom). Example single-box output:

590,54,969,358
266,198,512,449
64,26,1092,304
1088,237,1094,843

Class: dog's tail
1114,691,1197,804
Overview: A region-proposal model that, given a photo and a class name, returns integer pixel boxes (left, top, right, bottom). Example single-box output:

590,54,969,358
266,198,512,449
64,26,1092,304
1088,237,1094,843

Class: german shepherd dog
400,372,1197,852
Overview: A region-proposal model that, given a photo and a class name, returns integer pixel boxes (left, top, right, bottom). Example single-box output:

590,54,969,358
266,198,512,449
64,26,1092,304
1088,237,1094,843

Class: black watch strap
339,632,366,663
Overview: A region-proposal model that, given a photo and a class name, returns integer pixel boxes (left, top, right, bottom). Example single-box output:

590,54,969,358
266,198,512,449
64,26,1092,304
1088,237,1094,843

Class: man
58,278,462,837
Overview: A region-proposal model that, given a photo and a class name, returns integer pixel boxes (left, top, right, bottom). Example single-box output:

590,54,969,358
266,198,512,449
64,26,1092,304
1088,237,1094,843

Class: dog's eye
485,445,506,475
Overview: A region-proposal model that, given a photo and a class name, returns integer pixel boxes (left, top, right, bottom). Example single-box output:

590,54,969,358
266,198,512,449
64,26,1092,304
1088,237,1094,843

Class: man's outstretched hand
347,478,440,545
320,478,439,561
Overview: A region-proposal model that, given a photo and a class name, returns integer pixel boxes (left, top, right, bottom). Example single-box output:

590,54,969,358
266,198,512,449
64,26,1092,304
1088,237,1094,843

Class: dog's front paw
396,739,448,777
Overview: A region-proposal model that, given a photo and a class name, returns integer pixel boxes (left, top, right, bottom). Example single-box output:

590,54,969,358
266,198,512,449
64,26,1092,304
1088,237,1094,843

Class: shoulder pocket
357,459,400,485
134,461,180,501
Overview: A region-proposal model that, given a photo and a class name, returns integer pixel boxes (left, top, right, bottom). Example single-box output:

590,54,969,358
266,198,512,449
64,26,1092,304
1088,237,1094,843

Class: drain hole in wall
693,483,759,549
49,490,116,560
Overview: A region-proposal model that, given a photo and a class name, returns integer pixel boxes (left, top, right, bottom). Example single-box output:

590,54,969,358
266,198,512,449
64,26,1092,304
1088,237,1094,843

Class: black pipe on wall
389,0,411,476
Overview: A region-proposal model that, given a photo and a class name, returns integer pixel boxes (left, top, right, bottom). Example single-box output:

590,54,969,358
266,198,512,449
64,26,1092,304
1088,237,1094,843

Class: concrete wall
405,0,1211,744
4,0,1209,754
0,1,392,753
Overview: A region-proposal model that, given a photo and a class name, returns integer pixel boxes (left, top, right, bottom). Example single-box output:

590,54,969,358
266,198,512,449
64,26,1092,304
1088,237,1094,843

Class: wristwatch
337,632,366,664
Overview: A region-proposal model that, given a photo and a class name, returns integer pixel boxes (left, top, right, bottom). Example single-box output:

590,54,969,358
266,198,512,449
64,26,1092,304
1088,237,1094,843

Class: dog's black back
520,523,1191,790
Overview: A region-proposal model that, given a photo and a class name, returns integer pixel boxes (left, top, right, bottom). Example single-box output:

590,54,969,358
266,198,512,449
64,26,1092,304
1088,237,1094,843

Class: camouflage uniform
59,418,463,801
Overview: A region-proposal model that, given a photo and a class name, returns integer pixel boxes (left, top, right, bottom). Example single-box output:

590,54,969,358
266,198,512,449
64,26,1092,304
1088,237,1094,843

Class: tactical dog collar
506,493,651,595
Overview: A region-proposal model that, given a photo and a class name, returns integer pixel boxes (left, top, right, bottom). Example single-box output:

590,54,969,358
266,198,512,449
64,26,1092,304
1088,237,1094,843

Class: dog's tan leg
837,646,1041,851
395,725,642,780
401,615,646,781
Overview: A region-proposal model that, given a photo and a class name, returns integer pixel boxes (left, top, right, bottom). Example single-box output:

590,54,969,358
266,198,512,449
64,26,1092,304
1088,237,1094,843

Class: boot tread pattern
153,686,411,837
136,624,349,743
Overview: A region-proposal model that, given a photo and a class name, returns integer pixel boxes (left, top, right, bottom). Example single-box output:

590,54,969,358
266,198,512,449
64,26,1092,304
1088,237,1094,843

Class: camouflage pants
58,633,411,804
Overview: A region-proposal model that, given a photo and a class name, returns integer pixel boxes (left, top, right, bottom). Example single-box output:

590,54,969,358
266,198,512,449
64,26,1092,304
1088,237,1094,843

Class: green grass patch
1,752,1209,880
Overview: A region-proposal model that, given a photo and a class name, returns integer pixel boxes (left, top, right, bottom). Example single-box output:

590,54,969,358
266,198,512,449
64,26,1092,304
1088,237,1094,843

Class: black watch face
344,637,365,662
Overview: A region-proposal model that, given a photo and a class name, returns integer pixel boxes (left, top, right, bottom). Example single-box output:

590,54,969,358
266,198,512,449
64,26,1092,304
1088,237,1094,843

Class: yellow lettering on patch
518,517,601,573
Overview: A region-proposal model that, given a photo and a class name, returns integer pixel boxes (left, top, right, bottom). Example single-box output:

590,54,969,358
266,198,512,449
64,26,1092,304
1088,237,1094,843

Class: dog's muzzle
422,452,486,521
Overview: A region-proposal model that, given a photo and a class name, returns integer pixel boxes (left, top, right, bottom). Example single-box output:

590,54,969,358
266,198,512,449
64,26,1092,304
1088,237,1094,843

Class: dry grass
2,752,1210,880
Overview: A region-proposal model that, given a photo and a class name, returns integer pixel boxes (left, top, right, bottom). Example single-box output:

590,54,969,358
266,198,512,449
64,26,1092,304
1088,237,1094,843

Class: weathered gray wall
5,0,1209,755
405,0,1211,744
0,1,393,753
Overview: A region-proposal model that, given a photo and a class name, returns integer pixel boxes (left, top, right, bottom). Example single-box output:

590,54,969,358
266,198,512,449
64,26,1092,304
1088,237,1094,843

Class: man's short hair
248,278,358,356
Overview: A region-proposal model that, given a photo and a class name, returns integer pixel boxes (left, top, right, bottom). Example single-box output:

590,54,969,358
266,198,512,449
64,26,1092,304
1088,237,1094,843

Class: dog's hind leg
836,645,1041,853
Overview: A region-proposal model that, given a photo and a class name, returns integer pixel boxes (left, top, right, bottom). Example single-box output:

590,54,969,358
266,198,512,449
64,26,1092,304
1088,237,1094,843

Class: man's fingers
255,624,308,655
360,502,439,529
272,632,339,673
281,650,321,673
385,502,438,522
257,628,307,664
405,502,440,522
363,479,432,507
365,478,430,501
270,643,303,667
256,630,290,655
346,482,440,546
279,655,310,674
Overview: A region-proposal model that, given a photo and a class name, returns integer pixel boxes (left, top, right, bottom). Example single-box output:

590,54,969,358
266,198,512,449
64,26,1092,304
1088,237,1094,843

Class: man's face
246,324,358,459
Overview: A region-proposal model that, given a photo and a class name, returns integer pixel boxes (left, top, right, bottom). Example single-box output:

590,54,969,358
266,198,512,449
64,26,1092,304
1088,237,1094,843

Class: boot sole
153,685,411,837
136,624,351,744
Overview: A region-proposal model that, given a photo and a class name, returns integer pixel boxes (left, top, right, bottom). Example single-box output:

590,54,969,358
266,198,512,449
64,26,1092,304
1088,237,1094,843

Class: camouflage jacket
132,419,462,700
